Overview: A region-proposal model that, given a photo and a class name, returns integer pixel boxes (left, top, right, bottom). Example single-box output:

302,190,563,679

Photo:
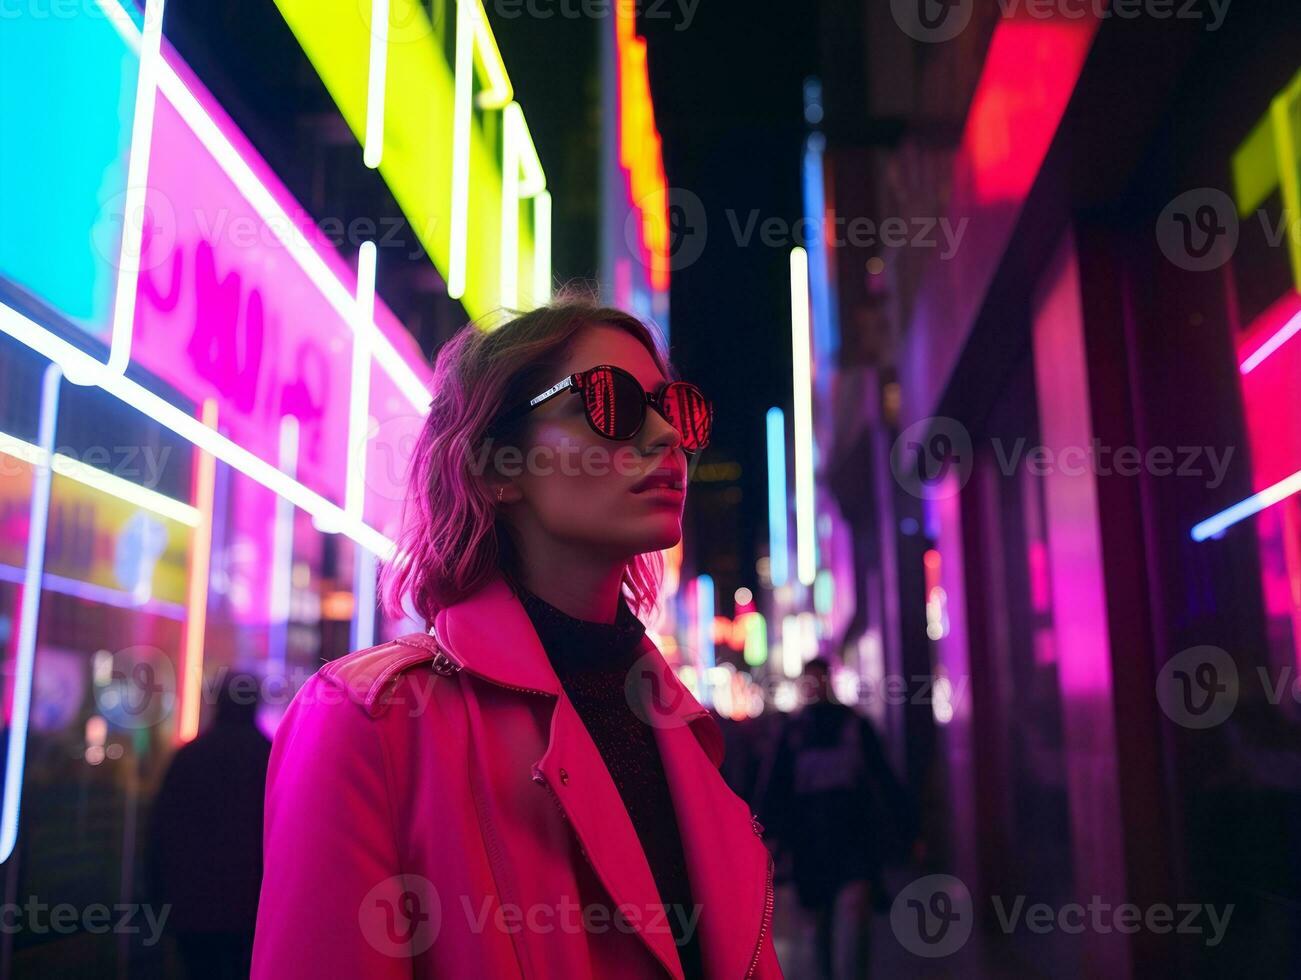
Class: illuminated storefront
0,0,571,970
822,5,1301,976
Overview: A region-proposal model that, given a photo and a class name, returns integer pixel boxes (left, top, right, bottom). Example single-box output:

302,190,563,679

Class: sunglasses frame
495,363,713,452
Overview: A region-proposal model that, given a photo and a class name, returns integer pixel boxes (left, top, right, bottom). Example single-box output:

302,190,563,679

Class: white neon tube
790,247,816,586
107,0,166,375
0,365,61,863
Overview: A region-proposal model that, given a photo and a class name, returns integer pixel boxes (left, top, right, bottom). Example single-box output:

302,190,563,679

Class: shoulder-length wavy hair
379,296,675,629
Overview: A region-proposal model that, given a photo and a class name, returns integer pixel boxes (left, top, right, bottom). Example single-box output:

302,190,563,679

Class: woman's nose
642,407,683,454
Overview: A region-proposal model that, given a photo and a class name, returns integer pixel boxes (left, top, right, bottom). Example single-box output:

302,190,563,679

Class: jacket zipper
743,850,775,978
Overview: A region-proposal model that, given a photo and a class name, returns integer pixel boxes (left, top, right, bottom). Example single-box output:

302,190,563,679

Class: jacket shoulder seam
315,635,443,717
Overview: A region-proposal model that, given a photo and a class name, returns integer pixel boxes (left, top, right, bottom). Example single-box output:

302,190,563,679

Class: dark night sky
643,3,817,586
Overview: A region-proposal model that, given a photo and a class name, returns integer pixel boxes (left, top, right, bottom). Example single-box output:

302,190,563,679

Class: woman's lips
634,485,685,503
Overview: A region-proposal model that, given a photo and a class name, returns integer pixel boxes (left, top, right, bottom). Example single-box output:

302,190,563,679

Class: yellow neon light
0,432,200,527
500,102,549,310
273,0,540,319
1231,67,1301,290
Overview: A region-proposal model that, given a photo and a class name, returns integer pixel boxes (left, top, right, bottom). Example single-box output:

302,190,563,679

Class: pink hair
379,296,674,629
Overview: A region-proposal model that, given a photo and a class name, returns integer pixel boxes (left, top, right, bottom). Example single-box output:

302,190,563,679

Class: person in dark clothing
148,669,271,980
757,657,915,979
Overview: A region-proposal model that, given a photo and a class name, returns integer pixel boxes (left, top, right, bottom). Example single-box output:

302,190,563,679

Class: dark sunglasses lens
584,367,645,440
661,382,712,451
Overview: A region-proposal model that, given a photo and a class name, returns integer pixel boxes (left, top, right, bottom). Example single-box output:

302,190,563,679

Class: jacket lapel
637,643,776,978
429,575,688,979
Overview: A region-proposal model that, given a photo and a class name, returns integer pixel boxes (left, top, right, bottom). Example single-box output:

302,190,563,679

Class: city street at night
1,0,1299,977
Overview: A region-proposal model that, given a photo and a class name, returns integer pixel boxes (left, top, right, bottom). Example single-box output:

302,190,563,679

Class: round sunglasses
494,364,713,452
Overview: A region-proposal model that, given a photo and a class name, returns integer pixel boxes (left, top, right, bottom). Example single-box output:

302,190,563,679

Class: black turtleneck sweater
517,585,705,980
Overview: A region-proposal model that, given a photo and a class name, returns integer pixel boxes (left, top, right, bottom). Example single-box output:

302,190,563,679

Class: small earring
496,486,504,502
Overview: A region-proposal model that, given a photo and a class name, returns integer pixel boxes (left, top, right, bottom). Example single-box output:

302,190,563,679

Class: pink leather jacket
251,573,781,978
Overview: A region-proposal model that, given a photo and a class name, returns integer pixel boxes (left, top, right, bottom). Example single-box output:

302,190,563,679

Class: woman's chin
631,515,683,553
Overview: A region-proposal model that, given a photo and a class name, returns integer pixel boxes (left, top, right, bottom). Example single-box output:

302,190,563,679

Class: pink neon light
1238,290,1301,374
121,51,428,622
1238,291,1301,493
898,13,1099,428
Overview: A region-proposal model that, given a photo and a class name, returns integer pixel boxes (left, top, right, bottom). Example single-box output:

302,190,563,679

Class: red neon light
616,2,669,292
1239,290,1301,492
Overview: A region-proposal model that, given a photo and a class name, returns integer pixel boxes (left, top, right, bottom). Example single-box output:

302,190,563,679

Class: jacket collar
425,573,721,758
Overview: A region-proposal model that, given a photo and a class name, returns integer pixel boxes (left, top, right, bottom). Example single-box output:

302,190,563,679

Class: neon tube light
500,102,547,310
1240,308,1301,374
178,398,217,743
93,0,430,413
352,547,378,652
269,416,298,674
107,0,166,375
0,430,199,526
790,247,817,586
533,190,553,305
1192,467,1301,541
0,302,394,559
449,0,514,300
696,574,715,705
0,562,186,619
766,407,789,588
1,364,61,864
347,241,377,520
363,0,389,169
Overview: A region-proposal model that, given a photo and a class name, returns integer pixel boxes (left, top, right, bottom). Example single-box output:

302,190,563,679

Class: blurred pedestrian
757,657,915,980
148,669,270,980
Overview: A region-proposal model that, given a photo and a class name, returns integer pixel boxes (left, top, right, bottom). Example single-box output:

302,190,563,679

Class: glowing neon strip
94,0,429,412
1240,308,1301,374
0,562,185,619
449,0,514,300
743,611,768,668
363,0,389,169
781,614,801,677
696,574,715,706
347,241,376,519
0,430,198,526
352,546,378,652
107,0,166,375
0,364,60,864
790,247,817,586
500,102,547,309
0,302,394,558
766,407,789,588
269,416,298,673
533,190,553,305
178,399,217,743
1271,93,1301,291
1192,467,1301,542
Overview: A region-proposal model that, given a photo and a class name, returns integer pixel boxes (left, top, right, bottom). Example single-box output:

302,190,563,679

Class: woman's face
499,325,689,560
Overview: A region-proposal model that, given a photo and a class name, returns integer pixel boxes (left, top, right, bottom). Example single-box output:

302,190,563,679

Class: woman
251,299,781,979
